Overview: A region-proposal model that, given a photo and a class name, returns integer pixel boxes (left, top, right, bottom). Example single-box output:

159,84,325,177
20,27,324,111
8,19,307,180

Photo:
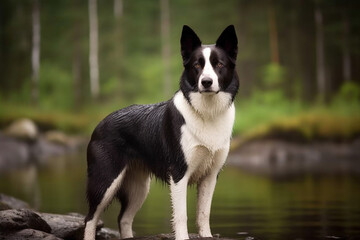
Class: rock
31,137,68,165
0,229,62,240
0,194,30,210
96,227,120,240
0,209,51,233
0,134,31,172
0,195,116,239
39,212,103,240
0,133,69,172
0,132,83,172
132,233,235,240
44,131,71,146
228,139,360,176
67,212,87,218
4,118,38,141
0,200,234,240
0,119,87,172
44,130,87,151
31,135,87,166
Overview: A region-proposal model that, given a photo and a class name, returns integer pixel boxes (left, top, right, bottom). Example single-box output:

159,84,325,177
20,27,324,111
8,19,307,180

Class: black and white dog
84,25,239,240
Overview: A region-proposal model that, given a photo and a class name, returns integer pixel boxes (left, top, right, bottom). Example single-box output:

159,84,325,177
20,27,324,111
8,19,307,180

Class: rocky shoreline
0,194,235,240
228,138,360,176
0,194,113,240
0,119,87,173
1,118,360,175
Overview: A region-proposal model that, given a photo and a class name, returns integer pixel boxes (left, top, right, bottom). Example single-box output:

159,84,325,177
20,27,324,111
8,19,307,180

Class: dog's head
179,25,239,116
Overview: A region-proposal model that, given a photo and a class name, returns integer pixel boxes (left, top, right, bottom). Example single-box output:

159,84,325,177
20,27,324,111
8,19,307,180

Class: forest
1,0,360,139
1,1,360,239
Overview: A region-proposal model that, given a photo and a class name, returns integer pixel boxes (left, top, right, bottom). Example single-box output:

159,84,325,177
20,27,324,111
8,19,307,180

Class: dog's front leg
170,176,189,240
196,147,229,237
196,172,217,237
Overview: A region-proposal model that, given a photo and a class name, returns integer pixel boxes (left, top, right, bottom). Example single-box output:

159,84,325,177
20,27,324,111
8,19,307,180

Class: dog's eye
194,63,201,69
217,62,224,68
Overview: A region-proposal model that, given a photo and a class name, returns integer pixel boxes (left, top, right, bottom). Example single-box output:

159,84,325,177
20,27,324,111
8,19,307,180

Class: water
1,151,360,240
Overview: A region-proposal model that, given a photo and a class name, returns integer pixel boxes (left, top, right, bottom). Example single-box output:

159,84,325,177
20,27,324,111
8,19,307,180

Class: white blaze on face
199,47,219,92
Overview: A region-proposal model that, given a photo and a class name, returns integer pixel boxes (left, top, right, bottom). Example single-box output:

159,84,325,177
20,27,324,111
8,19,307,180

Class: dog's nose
201,78,213,88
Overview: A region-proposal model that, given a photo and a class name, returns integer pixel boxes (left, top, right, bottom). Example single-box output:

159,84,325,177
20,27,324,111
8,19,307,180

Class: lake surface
1,151,360,240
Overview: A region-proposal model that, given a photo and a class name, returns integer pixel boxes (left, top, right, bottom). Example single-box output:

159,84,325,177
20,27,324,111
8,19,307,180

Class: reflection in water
211,169,360,240
0,152,360,240
1,165,41,209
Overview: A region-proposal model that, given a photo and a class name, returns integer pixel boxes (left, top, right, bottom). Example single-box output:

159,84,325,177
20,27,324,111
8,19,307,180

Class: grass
233,98,360,145
0,103,98,134
1,98,360,144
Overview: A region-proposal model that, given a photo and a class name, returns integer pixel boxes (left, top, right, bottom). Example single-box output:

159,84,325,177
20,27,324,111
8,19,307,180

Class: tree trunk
315,5,326,101
342,13,351,82
72,0,83,110
114,0,123,19
114,0,123,100
73,43,82,110
268,0,279,64
88,0,99,100
31,0,40,105
237,1,251,98
289,1,300,99
160,0,171,98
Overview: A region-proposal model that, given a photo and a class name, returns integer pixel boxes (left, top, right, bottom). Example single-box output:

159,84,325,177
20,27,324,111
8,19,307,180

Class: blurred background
0,0,360,240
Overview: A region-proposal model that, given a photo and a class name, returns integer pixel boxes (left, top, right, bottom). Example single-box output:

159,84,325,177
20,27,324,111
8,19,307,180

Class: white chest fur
173,91,235,182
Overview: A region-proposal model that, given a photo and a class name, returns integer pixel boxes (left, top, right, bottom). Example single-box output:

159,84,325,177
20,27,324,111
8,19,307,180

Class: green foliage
234,67,360,141
251,89,286,105
233,62,299,136
5,80,31,104
139,57,164,102
0,0,359,143
333,82,360,104
234,96,303,136
246,63,289,107
101,76,120,97
233,92,360,143
330,82,360,116
39,63,73,110
261,63,287,87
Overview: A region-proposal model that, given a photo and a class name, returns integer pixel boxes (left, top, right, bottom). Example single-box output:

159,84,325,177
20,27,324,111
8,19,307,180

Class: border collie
84,25,239,240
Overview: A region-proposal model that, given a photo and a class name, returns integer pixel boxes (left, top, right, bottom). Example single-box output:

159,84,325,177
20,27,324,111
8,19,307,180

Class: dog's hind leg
84,167,127,240
84,141,128,240
117,165,150,239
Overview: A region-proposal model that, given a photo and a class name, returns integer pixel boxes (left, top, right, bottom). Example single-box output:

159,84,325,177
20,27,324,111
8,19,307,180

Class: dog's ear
181,25,201,64
216,25,238,61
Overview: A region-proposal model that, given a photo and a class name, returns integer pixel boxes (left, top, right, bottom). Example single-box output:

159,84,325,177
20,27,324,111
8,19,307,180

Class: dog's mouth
199,89,220,94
